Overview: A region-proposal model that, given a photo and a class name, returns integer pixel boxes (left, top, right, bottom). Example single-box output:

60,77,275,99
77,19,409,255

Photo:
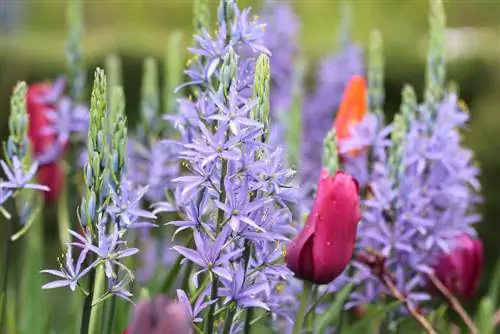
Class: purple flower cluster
301,43,364,192
127,139,181,203
160,2,300,331
345,90,481,308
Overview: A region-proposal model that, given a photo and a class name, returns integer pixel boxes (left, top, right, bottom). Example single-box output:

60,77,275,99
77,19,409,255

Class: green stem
203,275,219,334
191,276,211,302
244,308,254,334
0,219,12,333
222,306,236,334
292,281,313,334
161,235,194,292
88,265,105,334
306,287,318,333
105,295,117,334
242,240,253,334
204,157,229,334
80,265,96,334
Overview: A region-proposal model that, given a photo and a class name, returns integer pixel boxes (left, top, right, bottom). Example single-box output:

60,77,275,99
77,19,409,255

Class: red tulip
434,233,483,299
334,75,368,159
285,168,361,284
27,82,66,203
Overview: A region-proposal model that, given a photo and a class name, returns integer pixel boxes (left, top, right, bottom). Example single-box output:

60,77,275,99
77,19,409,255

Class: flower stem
104,293,117,334
204,157,229,334
359,252,437,334
161,235,194,292
242,239,254,334
80,264,96,334
0,219,12,333
204,275,219,334
88,265,105,334
292,280,313,334
427,272,478,333
306,287,318,333
381,274,436,334
222,305,236,334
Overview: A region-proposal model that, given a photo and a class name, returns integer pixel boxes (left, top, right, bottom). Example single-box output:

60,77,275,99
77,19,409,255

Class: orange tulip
334,75,368,158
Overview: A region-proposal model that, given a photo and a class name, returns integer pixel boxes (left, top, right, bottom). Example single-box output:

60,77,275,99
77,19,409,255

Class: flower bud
126,295,192,334
27,82,67,203
334,75,368,159
433,233,483,300
285,169,361,284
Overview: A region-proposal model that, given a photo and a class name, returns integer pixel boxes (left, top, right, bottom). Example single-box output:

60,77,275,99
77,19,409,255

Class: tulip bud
433,233,483,300
27,83,67,203
334,75,368,159
127,295,192,334
285,168,361,284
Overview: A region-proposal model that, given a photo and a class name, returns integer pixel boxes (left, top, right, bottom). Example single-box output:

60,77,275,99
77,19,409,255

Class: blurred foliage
0,0,499,317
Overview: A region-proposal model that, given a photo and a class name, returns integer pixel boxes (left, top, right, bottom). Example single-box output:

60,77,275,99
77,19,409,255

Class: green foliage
285,57,306,169
424,0,446,122
252,53,271,143
322,130,339,175
164,32,184,117
342,301,402,334
139,58,161,141
315,283,354,334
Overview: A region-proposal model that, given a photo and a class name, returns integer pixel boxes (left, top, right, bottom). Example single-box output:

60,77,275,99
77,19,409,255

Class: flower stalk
427,272,478,333
292,280,313,334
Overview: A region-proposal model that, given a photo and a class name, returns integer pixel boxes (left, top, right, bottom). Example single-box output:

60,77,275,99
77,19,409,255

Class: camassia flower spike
334,74,368,159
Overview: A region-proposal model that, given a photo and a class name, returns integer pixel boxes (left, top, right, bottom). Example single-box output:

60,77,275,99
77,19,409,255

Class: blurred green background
0,0,499,311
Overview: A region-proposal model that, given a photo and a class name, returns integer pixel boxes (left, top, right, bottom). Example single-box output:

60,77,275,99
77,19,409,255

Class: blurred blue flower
0,157,49,192
301,43,364,191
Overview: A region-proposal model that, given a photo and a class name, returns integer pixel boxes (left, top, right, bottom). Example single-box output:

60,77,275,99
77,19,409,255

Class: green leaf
475,297,495,334
427,304,448,332
488,258,500,305
19,193,44,334
342,301,401,334
315,283,353,334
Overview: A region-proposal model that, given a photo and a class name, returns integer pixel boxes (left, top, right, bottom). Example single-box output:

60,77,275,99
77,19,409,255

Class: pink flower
434,234,483,299
285,169,361,284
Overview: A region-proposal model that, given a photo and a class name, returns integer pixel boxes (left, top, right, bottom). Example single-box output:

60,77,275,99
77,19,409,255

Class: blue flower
106,180,157,229
172,227,243,287
41,245,96,291
218,264,269,310
177,288,216,324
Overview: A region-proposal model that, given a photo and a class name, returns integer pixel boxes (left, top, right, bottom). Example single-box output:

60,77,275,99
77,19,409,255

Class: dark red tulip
27,82,66,203
334,75,368,159
285,168,361,284
434,233,483,299
126,295,192,334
